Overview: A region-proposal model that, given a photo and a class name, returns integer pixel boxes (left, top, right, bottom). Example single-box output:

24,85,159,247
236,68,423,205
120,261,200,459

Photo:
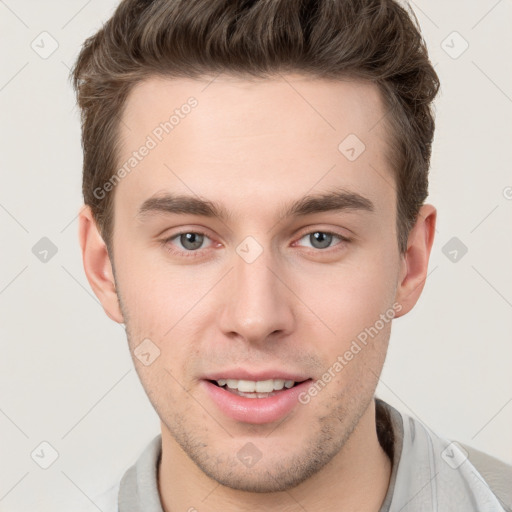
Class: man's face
111,74,403,491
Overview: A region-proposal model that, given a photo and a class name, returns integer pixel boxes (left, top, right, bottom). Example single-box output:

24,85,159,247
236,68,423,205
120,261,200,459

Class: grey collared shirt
89,398,509,511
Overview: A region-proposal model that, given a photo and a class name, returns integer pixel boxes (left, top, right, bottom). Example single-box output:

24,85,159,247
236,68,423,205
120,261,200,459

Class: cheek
132,355,199,424
116,249,203,335
301,254,398,343
117,259,214,380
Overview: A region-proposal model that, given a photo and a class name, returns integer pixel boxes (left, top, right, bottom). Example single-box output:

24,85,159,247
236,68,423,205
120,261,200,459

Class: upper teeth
216,379,295,392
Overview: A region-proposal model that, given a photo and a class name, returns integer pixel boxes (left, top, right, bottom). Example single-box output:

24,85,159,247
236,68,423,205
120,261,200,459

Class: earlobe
78,205,124,323
394,204,437,318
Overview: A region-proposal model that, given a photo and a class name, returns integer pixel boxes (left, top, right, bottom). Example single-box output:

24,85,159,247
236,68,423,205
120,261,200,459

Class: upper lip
203,369,311,382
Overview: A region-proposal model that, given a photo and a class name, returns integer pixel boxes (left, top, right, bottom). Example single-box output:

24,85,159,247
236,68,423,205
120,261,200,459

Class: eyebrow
136,188,374,223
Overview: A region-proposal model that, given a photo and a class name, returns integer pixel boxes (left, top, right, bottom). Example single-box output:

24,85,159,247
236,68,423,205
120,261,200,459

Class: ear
78,205,124,323
394,204,437,318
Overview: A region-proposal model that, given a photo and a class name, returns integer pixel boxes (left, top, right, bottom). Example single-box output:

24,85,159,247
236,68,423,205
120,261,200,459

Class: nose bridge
218,237,294,342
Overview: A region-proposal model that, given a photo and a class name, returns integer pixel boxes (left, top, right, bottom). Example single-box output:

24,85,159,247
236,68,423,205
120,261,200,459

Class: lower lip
202,379,312,424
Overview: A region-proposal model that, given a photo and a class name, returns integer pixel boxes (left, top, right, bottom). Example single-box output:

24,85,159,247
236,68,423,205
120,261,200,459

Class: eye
161,228,350,259
162,231,213,257
295,230,349,250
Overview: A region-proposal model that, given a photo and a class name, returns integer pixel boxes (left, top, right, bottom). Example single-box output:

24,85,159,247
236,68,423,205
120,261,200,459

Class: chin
198,461,319,493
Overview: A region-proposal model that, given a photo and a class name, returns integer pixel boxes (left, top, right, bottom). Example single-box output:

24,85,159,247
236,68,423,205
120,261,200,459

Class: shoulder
408,414,512,511
74,434,162,511
376,398,512,511
76,481,120,512
95,481,120,510
458,441,512,512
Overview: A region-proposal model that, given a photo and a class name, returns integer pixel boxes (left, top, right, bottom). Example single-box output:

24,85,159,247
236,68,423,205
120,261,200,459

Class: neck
158,399,392,512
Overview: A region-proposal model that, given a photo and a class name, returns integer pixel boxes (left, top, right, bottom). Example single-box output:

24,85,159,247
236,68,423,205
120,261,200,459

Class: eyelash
160,229,351,259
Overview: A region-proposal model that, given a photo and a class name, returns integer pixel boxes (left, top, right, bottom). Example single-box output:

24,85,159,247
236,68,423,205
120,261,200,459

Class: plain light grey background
0,1,511,510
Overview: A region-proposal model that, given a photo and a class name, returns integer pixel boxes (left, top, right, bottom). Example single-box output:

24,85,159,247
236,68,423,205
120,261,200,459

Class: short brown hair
72,0,440,254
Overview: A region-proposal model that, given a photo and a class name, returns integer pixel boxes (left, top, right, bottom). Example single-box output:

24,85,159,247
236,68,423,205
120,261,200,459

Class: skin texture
79,74,436,511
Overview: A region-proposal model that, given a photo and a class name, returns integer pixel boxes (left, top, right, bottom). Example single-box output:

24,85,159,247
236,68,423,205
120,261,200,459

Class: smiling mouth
208,378,309,399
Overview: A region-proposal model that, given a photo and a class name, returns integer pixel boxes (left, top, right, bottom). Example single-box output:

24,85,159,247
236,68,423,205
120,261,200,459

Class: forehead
115,74,395,220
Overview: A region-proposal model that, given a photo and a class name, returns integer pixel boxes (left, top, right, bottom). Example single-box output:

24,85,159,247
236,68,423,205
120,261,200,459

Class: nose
217,243,296,345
